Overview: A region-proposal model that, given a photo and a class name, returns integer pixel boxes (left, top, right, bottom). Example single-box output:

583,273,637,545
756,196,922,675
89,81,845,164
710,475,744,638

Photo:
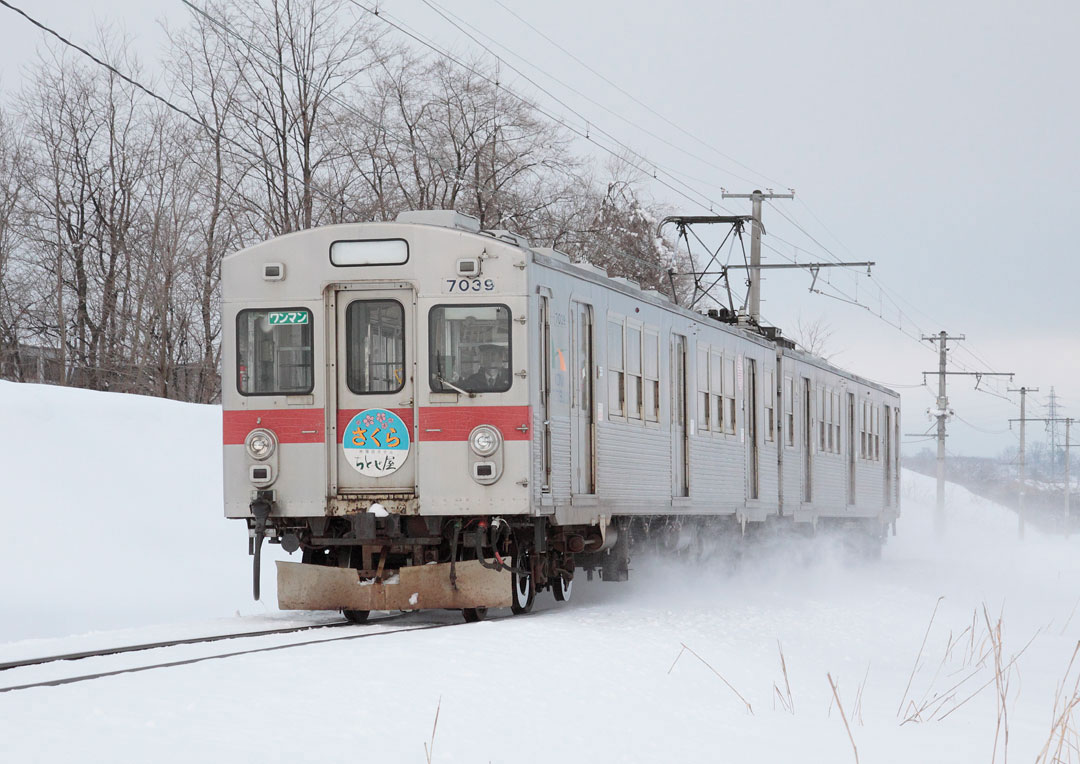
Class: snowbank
0,381,287,641
4,381,1080,763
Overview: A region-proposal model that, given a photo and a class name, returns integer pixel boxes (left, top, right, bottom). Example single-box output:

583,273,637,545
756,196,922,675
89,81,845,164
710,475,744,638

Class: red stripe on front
223,408,324,445
419,405,531,441
224,405,530,444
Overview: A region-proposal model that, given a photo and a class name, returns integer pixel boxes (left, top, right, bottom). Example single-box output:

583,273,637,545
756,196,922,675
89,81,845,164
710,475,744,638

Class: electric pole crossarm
692,261,874,274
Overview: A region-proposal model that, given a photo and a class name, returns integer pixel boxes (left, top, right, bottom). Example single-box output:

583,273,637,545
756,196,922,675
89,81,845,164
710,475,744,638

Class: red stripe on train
223,408,324,445
418,405,531,441
224,406,529,444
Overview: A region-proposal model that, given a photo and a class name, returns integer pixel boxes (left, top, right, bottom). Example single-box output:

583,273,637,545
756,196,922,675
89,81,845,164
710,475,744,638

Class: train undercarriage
250,509,888,622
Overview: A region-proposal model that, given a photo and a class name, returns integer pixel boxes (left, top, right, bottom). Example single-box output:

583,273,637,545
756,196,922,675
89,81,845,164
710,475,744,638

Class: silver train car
222,210,900,621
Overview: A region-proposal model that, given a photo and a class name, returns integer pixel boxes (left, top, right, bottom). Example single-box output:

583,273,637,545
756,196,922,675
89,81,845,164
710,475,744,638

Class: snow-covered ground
3,381,1080,763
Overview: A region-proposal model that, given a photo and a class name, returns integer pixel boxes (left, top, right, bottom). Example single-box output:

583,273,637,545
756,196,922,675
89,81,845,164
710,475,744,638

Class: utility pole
921,331,1013,535
1046,388,1063,483
721,189,794,323
1009,412,1076,537
1008,386,1039,539
1067,418,1073,536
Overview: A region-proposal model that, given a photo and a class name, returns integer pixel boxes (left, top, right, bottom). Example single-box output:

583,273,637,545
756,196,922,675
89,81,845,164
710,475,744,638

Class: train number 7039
445,278,495,293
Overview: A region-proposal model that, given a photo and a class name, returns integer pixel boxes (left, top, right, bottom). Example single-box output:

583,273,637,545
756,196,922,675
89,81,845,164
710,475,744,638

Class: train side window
236,308,314,396
820,388,828,451
785,376,795,446
833,392,841,453
696,346,710,431
607,320,625,418
429,304,511,393
764,369,775,442
345,300,404,394
643,330,660,423
723,357,736,434
874,406,881,460
626,325,643,420
709,351,723,432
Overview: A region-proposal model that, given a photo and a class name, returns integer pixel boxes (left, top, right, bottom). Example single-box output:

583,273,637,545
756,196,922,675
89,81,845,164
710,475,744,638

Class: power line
489,0,788,191
0,0,377,224
348,0,742,218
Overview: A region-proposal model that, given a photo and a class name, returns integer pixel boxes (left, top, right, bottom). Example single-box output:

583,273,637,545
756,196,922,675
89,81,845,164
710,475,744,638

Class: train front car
222,211,545,622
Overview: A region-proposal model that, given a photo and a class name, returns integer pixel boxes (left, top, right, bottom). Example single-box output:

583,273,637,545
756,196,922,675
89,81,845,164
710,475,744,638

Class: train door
540,294,553,494
570,301,595,495
746,358,759,500
884,405,892,507
847,392,856,504
670,334,688,497
333,288,416,494
803,377,812,502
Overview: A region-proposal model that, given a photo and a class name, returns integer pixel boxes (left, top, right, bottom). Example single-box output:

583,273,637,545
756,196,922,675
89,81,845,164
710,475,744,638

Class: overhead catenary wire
10,0,1025,428
490,0,789,192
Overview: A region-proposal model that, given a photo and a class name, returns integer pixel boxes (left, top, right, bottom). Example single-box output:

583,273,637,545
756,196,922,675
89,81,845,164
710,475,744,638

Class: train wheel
552,574,573,603
511,554,535,615
462,607,488,623
342,609,370,624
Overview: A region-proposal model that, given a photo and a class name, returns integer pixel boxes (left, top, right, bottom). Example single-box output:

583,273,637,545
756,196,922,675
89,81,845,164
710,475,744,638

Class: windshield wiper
435,374,476,398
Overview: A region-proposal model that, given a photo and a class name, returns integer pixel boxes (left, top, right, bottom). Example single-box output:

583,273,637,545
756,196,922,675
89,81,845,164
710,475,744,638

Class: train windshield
236,308,314,395
345,300,405,394
429,304,511,393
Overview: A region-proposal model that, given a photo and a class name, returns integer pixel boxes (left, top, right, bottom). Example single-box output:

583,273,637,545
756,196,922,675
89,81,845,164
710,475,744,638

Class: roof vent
532,247,571,263
481,229,529,248
395,209,481,233
575,262,608,277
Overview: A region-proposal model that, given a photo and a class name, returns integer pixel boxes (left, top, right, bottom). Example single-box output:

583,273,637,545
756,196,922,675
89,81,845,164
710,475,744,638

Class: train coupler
249,492,274,601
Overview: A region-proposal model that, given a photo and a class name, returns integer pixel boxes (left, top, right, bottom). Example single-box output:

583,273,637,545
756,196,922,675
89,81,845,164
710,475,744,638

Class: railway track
0,613,484,694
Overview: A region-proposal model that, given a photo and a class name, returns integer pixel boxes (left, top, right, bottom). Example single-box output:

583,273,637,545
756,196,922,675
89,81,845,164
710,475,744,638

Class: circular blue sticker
342,408,411,477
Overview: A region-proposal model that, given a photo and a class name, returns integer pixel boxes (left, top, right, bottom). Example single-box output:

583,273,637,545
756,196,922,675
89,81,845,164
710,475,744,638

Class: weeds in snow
895,598,1040,764
1035,641,1080,764
897,596,944,718
668,642,753,714
423,696,441,764
828,672,860,764
772,640,795,715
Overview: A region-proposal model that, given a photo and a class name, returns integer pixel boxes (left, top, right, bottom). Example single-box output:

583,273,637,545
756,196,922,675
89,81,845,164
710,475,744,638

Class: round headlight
245,428,277,460
469,425,501,456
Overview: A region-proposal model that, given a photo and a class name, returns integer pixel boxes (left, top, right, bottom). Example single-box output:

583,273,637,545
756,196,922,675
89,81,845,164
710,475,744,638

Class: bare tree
791,313,838,361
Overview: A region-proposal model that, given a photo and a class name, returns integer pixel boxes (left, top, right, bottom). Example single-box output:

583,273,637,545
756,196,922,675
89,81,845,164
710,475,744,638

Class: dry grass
897,596,944,718
1035,642,1080,764
669,642,753,715
772,640,795,715
828,672,859,764
423,695,442,764
896,601,1039,744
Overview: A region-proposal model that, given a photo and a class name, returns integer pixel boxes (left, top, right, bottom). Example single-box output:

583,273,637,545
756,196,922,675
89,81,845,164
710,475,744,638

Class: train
222,209,900,622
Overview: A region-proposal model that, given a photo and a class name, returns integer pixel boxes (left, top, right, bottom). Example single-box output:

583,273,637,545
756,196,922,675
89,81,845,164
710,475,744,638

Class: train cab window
236,308,314,395
429,304,511,393
346,300,405,394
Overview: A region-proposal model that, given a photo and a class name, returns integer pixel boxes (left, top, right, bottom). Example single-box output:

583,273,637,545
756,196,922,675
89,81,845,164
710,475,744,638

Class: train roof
224,210,899,400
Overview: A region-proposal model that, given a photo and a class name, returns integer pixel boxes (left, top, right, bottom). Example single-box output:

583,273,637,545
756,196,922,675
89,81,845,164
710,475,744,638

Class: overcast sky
1,0,1077,457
